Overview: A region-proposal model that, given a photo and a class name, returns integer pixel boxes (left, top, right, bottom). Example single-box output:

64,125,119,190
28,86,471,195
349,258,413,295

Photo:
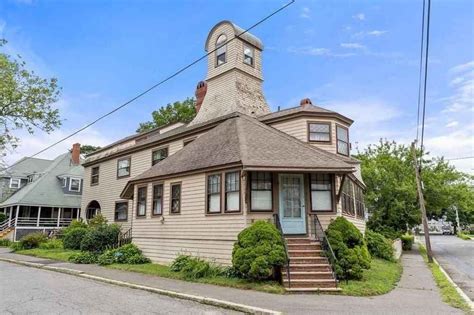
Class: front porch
0,205,80,241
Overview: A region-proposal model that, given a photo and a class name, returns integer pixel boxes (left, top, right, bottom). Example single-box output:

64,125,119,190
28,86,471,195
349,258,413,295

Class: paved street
0,261,240,315
430,235,474,300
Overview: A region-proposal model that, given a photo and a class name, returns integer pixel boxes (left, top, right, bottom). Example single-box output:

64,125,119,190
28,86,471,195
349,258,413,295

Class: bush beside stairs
283,237,340,293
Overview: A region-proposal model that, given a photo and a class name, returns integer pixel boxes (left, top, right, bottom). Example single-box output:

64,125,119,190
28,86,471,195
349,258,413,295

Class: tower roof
205,20,263,51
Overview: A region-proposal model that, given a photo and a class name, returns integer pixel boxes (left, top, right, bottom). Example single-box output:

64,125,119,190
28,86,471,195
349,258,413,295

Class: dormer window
9,178,21,189
243,45,254,66
69,178,81,192
62,177,67,187
216,34,227,66
336,125,349,156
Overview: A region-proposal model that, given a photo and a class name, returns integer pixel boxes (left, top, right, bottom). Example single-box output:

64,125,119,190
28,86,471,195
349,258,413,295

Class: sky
0,0,473,174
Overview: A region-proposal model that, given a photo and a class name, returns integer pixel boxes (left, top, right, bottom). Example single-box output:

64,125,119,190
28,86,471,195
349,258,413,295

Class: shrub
39,239,63,250
10,242,23,251
170,254,223,279
0,213,6,222
98,244,150,265
69,251,98,264
456,232,470,241
365,230,394,261
0,239,11,247
80,224,121,253
88,214,108,228
232,220,286,280
326,217,371,280
401,234,414,250
63,227,88,250
62,219,88,234
19,232,48,249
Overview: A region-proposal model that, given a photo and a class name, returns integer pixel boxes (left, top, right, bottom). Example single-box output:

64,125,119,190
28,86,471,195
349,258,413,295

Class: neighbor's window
115,202,128,221
243,45,254,66
250,172,273,211
216,34,227,66
61,177,67,188
117,157,131,178
91,166,99,185
225,171,240,212
152,147,168,166
310,174,333,211
136,186,147,217
10,178,21,189
341,179,355,216
152,184,163,216
308,122,331,142
355,185,365,219
207,174,221,213
70,178,81,192
336,125,349,156
170,183,181,214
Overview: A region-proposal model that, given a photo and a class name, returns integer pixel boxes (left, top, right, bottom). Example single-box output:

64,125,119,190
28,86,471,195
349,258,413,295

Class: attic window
9,178,21,189
69,178,81,192
216,34,227,66
243,45,254,66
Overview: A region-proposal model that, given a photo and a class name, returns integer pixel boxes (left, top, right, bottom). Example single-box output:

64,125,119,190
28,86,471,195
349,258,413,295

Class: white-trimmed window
243,45,254,66
310,174,333,211
69,178,81,192
250,172,273,211
225,172,240,212
207,174,221,213
336,125,349,156
62,177,67,187
9,178,21,189
216,34,227,66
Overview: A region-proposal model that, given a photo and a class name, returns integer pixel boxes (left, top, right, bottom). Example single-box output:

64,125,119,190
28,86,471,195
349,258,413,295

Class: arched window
216,34,227,66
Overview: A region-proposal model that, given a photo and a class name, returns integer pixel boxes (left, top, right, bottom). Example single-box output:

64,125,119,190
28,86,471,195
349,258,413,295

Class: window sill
117,175,131,179
114,219,128,222
135,215,147,219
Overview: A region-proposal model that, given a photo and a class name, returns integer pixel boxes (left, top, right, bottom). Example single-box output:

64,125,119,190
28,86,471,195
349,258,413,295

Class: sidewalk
0,247,463,315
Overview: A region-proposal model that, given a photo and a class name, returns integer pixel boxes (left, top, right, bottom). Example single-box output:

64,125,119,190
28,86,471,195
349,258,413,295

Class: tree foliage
355,140,474,236
0,39,61,159
81,144,101,155
136,98,196,133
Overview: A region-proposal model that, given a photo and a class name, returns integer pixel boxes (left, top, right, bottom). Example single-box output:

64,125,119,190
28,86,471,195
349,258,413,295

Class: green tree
136,98,196,133
81,144,101,155
355,140,474,237
0,39,61,159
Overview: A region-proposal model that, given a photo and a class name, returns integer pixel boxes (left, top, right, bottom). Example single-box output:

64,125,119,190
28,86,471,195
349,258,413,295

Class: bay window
136,186,147,217
308,122,331,142
336,125,349,156
225,171,240,212
152,184,163,216
310,174,333,211
207,174,221,213
250,172,273,211
170,183,181,214
341,179,355,216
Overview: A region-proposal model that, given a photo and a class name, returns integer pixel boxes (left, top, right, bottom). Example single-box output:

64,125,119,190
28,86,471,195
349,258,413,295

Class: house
0,144,84,241
80,21,366,291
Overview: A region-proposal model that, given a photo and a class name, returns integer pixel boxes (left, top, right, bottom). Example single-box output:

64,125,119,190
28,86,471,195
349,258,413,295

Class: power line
445,156,474,161
415,0,426,144
2,0,295,171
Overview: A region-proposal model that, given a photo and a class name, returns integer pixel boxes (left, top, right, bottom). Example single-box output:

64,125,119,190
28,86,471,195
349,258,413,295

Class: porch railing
273,213,291,288
311,214,338,283
16,217,73,228
117,228,133,248
0,218,15,232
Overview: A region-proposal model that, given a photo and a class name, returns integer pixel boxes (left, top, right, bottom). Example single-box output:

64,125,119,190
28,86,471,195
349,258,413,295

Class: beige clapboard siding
269,116,350,155
130,173,246,265
344,215,366,234
81,136,194,228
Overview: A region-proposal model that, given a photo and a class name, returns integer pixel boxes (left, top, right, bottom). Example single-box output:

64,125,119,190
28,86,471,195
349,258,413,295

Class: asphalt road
429,235,474,301
0,262,240,315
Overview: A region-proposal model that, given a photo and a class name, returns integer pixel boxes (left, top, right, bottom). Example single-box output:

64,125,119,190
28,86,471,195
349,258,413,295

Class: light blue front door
279,174,306,234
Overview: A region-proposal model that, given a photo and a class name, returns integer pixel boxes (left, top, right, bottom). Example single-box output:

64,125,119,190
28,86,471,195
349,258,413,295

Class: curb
0,257,281,315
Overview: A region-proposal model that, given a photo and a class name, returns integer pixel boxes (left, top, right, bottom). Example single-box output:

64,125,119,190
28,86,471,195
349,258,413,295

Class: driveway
429,235,474,300
0,261,240,314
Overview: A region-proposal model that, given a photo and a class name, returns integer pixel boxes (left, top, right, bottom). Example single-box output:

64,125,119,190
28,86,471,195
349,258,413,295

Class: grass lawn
339,258,402,296
107,263,285,294
456,232,472,241
418,245,470,312
15,248,80,262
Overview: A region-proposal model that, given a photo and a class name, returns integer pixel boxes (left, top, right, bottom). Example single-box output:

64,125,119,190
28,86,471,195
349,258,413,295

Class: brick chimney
195,81,207,113
300,98,312,107
71,143,81,165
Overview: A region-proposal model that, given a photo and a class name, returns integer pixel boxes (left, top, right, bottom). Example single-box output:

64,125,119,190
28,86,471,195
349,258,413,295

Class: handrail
311,214,338,283
273,213,291,288
117,227,132,248
0,218,15,232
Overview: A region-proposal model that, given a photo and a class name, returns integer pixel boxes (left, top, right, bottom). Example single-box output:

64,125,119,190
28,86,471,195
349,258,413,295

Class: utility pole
455,206,460,232
411,141,433,262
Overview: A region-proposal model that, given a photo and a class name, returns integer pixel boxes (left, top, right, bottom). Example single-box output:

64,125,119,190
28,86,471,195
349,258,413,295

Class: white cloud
287,46,356,58
0,20,6,36
353,13,365,21
340,43,366,49
300,7,311,19
445,121,459,128
450,61,474,74
353,30,388,39
442,61,473,113
367,30,387,36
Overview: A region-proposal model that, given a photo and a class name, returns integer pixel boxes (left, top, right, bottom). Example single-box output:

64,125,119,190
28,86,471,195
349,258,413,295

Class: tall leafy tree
81,144,101,155
0,39,61,159
136,98,196,133
355,140,474,237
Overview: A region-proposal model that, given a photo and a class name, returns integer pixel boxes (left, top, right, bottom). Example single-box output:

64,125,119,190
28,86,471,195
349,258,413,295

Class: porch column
7,207,12,227
57,207,61,227
37,206,42,227
13,205,19,241
76,208,80,220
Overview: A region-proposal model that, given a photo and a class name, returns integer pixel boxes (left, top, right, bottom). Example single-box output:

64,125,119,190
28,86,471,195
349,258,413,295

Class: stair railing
311,214,338,283
273,213,291,288
117,227,132,248
0,218,15,232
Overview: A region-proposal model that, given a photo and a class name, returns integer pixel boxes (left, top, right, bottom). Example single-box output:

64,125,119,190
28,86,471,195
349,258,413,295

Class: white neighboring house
0,144,84,241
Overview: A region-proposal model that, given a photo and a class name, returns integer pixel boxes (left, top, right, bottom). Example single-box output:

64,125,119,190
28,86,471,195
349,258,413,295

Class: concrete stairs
0,227,13,239
283,237,339,293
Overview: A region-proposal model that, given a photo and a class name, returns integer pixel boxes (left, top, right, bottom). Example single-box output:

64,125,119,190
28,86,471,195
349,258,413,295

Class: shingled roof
121,114,355,198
